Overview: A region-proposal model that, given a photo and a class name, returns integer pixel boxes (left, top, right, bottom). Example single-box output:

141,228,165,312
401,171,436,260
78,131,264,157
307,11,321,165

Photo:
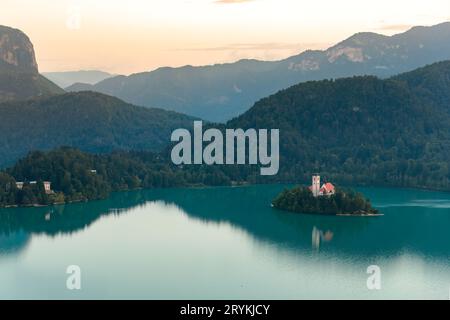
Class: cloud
214,0,255,4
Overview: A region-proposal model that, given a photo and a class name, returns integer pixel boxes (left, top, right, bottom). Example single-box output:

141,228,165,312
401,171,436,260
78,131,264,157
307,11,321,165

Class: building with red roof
320,182,335,196
309,175,335,197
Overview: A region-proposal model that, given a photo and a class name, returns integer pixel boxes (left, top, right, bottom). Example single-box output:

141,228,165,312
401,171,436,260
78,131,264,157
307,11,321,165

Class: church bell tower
312,174,321,197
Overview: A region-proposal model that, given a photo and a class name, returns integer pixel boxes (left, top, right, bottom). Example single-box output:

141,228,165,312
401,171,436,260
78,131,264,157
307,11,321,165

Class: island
272,175,381,216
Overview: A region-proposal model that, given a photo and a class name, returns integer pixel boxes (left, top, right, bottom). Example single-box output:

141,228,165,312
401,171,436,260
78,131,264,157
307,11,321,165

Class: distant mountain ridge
0,25,63,102
43,70,116,89
67,22,450,122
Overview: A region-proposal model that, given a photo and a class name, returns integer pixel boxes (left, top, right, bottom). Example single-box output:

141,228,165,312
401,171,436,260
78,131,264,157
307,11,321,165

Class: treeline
0,147,237,207
272,186,379,215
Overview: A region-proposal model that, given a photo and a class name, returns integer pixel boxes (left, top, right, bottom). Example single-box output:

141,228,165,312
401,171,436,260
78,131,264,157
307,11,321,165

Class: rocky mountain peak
0,25,38,73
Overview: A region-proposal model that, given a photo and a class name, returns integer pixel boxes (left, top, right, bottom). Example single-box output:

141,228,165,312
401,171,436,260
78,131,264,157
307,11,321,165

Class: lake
0,184,449,299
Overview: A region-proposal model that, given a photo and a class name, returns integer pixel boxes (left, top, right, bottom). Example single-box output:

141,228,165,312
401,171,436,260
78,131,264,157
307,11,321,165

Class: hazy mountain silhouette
68,22,450,122
43,70,116,89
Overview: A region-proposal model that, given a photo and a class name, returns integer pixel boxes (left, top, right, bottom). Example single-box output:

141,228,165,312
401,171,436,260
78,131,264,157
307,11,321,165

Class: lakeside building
43,181,53,194
15,181,53,194
309,174,335,197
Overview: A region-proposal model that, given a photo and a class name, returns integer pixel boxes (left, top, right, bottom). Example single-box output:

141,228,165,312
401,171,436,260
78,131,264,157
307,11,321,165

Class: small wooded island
272,175,381,216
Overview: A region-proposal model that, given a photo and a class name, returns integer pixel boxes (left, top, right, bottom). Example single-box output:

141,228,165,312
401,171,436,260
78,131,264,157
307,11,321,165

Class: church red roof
321,183,335,193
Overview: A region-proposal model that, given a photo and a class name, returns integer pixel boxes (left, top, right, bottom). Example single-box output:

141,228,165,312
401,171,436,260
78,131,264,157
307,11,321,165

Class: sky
1,0,450,75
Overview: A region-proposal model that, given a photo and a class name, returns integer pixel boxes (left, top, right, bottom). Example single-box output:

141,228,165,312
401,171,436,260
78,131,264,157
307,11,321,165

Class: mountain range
4,61,450,192
4,23,450,193
0,25,63,102
0,25,198,167
67,22,450,122
42,70,115,89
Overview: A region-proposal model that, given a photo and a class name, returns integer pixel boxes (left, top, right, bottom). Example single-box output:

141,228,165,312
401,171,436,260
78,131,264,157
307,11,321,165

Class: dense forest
228,61,450,191
272,186,379,215
0,91,197,167
0,147,239,207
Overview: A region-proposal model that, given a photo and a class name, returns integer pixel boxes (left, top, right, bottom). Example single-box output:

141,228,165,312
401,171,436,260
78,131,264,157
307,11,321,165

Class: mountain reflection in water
1,185,449,259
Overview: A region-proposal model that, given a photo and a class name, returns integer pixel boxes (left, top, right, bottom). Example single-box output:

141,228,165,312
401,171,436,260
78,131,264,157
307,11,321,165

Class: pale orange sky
1,0,450,75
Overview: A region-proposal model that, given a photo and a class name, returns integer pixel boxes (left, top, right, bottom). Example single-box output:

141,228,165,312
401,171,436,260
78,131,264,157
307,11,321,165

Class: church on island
309,174,335,197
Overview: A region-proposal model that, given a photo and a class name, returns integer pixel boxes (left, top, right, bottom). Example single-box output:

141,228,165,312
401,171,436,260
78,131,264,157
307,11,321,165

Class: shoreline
1,182,449,210
272,206,384,217
0,181,254,209
336,213,384,217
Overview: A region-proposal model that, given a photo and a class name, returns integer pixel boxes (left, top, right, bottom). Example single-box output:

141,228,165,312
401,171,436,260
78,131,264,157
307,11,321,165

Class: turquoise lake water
0,184,449,299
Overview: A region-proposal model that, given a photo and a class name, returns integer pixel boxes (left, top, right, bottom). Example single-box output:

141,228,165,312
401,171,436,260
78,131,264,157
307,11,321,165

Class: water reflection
312,226,334,251
1,185,450,299
0,232,30,255
0,185,450,258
